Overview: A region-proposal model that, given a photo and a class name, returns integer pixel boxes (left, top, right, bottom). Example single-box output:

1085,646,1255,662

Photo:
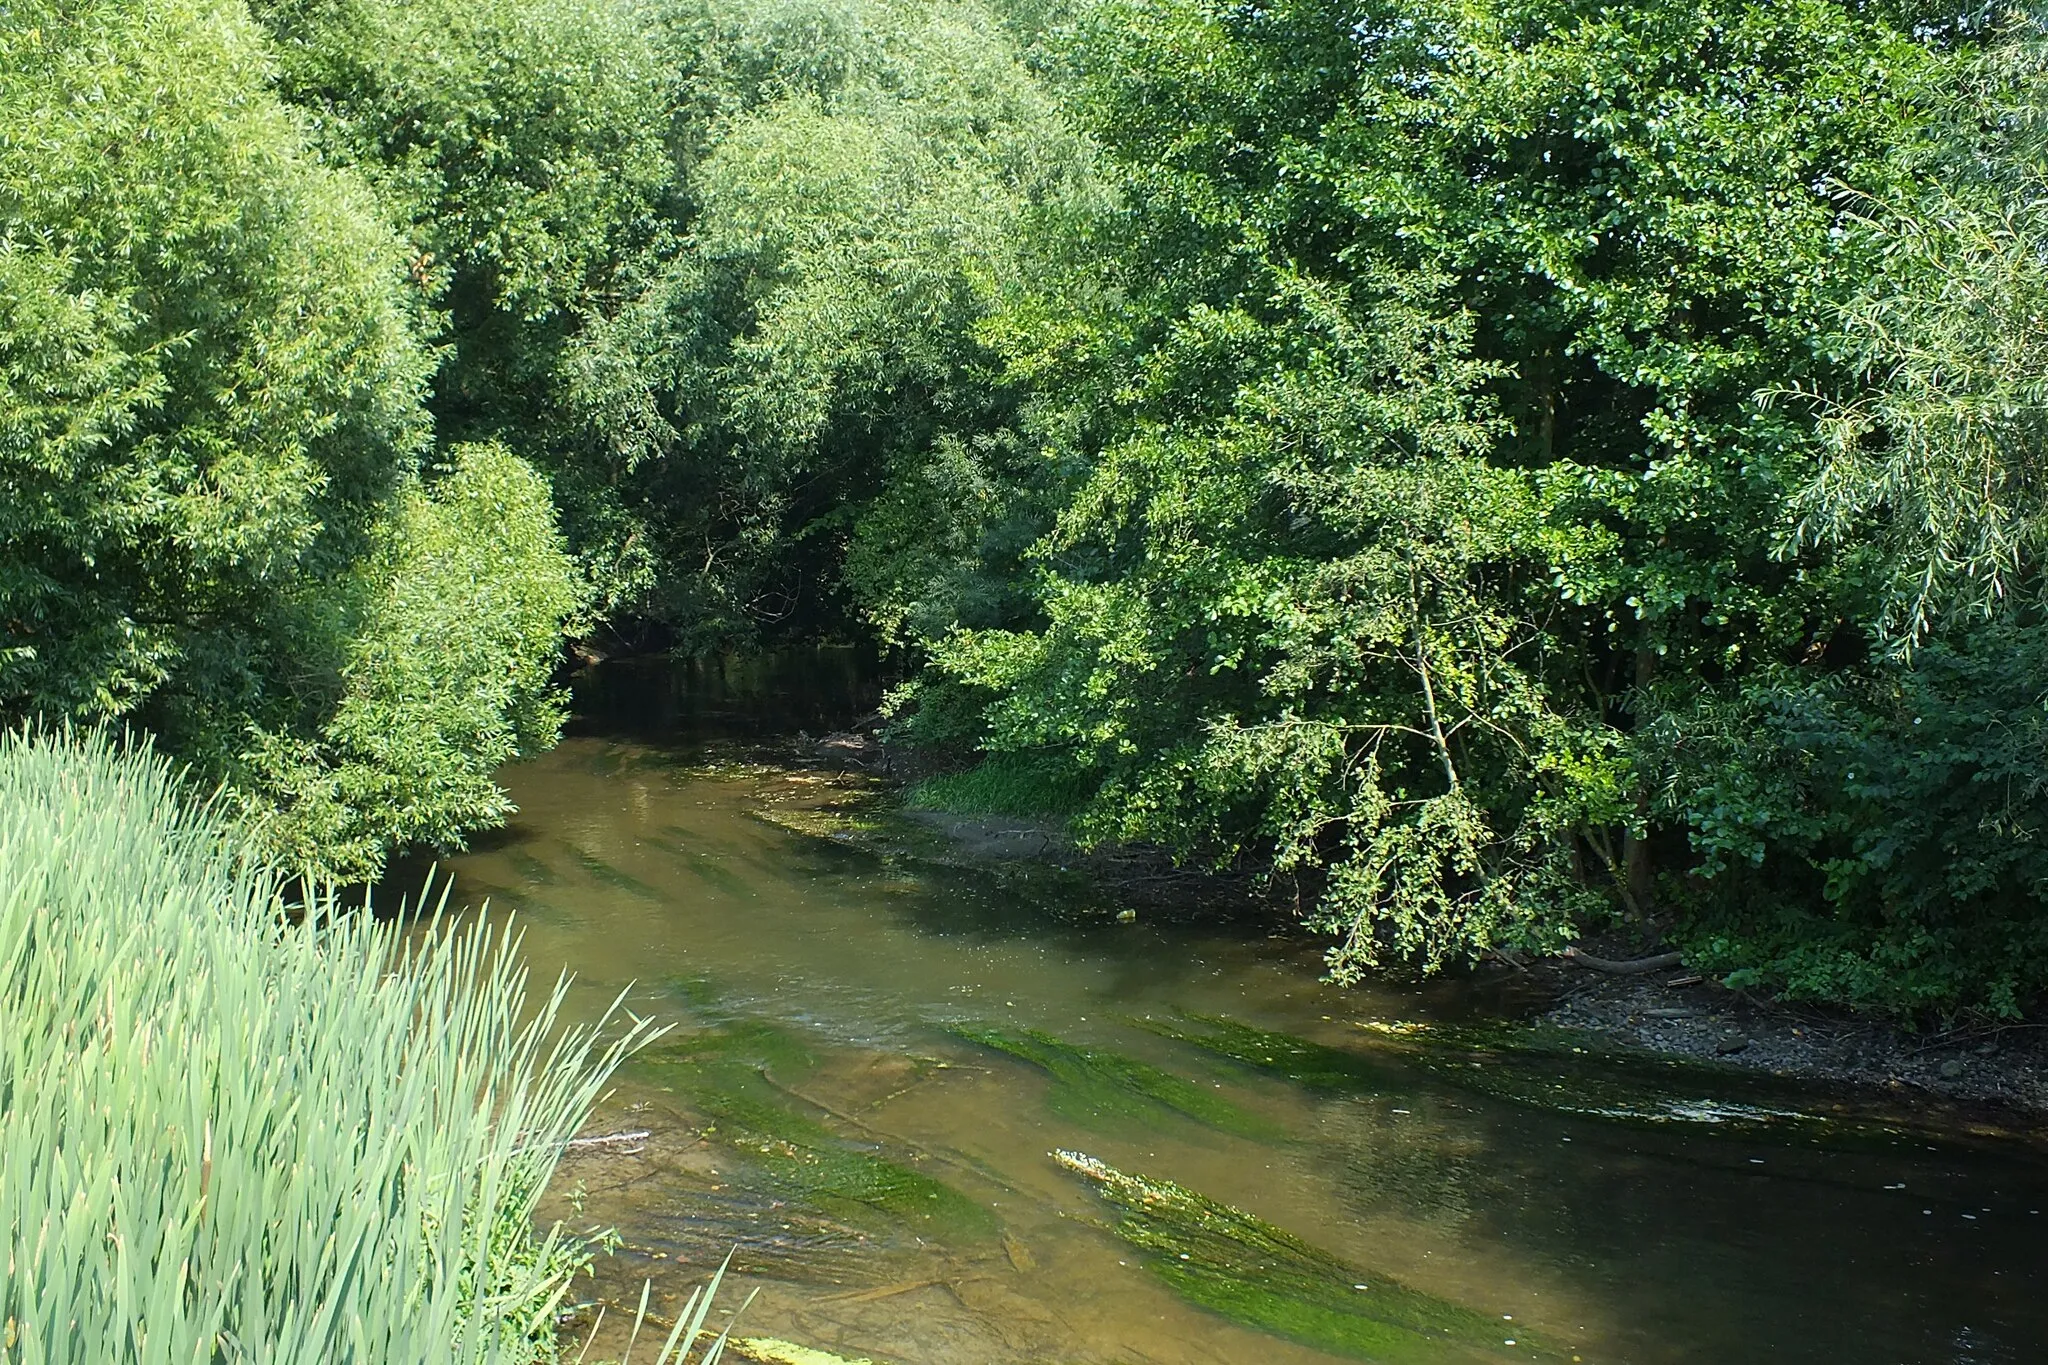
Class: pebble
1940,1059,1965,1079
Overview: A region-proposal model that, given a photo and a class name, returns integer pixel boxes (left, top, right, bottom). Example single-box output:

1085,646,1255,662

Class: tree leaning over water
883,0,2048,1013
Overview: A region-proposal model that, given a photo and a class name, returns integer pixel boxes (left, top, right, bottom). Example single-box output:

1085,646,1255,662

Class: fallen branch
1562,947,1683,975
821,1278,940,1306
566,1129,651,1150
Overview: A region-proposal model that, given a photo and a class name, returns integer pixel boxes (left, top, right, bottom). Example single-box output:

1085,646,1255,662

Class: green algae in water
706,1076,992,1235
1155,1014,1836,1140
567,845,668,902
503,848,558,885
1055,1151,1549,1363
671,848,754,898
1352,1021,1830,1136
1142,1014,1399,1095
952,1026,1277,1138
746,804,881,843
652,979,822,1077
636,1023,992,1238
650,1013,822,1079
664,971,728,1013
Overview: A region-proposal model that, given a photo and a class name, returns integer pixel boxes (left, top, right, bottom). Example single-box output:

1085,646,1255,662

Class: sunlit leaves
0,0,581,880
1797,27,2048,644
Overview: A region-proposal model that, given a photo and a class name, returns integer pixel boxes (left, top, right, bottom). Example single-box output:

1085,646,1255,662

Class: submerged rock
733,1338,889,1365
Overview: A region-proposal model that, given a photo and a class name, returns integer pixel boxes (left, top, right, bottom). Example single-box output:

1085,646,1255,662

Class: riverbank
1531,953,2048,1116
790,727,2048,1123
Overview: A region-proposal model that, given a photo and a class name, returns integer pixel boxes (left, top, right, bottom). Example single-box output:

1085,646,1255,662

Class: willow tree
557,0,1096,641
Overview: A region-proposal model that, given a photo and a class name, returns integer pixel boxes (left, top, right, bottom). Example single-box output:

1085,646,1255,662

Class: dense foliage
0,727,646,1362
887,0,2048,1015
0,0,580,878
555,0,1093,640
8,0,2048,1011
881,0,2048,1014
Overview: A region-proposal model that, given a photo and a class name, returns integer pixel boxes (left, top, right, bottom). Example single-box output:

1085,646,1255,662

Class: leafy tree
246,443,581,875
559,0,1093,641
1648,618,2048,1015
895,0,1984,991
1,0,430,724
1798,18,2048,643
248,0,675,443
14,0,2045,1010
1650,15,2048,1013
1,0,579,879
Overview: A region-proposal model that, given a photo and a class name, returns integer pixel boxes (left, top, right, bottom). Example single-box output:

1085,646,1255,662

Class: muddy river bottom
416,663,2048,1365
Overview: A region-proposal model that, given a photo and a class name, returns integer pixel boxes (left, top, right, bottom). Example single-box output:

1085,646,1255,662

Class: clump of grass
953,1025,1277,1137
1054,1151,1549,1362
904,753,1093,819
582,1255,754,1365
0,728,654,1363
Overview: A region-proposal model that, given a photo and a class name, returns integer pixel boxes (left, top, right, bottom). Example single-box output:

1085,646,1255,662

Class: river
413,653,2048,1365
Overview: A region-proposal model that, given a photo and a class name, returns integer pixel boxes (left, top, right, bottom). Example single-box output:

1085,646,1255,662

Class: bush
0,0,432,730
243,442,585,880
0,728,650,1362
1656,620,2048,1016
0,0,583,882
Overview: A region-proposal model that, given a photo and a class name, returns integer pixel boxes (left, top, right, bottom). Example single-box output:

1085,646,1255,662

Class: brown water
421,654,2048,1365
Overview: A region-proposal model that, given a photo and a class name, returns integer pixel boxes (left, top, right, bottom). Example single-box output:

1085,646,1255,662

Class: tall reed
0,728,653,1363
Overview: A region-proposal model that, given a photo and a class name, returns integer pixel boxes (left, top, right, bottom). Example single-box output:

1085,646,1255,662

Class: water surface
423,655,2048,1365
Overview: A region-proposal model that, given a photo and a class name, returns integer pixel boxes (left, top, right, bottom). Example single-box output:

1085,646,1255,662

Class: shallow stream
415,654,2048,1365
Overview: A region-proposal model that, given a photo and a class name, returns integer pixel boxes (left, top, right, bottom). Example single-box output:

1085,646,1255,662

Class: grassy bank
0,728,651,1362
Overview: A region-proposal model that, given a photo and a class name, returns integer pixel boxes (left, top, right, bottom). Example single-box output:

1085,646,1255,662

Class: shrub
243,442,585,880
0,728,650,1363
0,0,584,883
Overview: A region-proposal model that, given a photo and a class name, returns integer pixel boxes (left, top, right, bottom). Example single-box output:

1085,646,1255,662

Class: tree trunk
1621,645,1657,914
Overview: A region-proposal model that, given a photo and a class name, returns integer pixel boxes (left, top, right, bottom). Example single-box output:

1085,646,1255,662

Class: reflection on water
415,654,2048,1365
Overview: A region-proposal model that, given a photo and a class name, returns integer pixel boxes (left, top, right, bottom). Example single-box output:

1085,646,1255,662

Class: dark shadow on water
568,645,889,744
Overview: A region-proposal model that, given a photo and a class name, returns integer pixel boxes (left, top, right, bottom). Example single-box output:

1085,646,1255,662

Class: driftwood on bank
1561,947,1685,975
